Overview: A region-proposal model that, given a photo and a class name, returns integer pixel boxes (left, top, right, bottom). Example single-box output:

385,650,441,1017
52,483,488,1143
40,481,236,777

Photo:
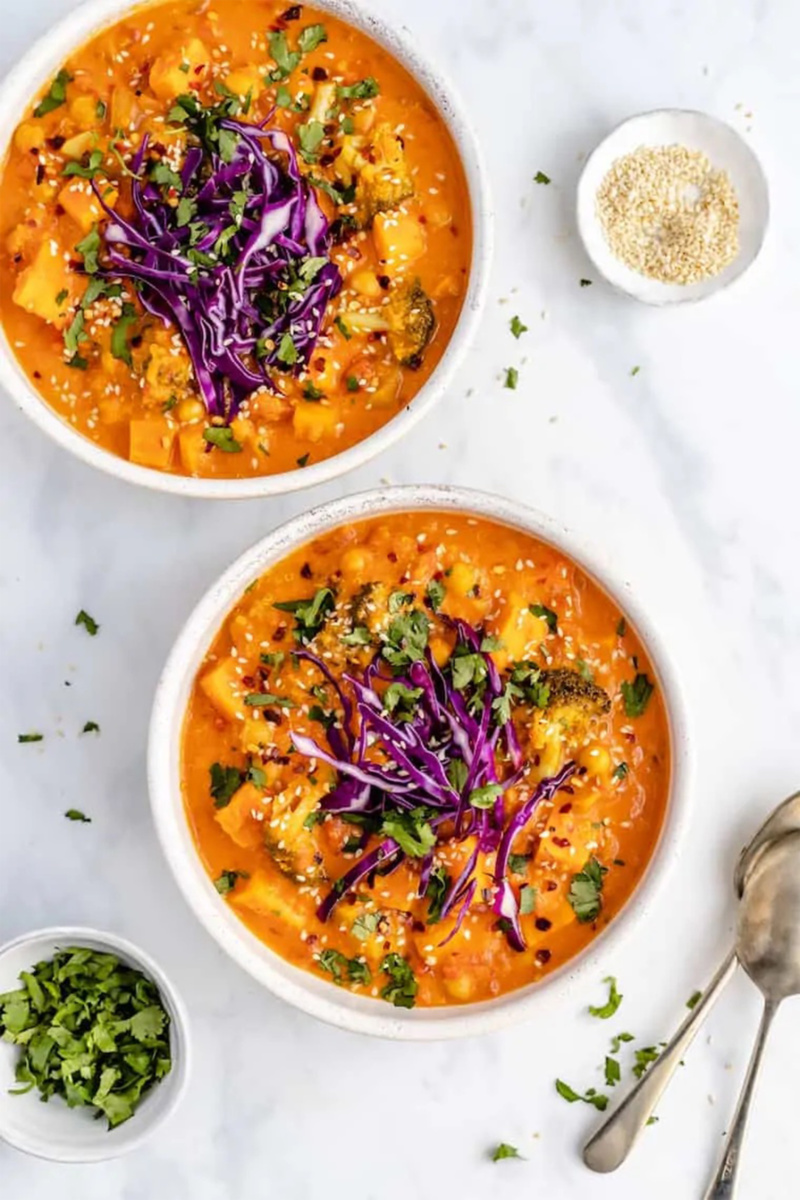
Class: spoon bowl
733,790,800,896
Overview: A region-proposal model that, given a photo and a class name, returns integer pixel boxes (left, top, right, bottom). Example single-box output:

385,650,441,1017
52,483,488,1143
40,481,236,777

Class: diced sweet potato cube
178,426,208,475
12,240,74,326
292,401,340,443
373,212,426,264
128,417,175,470
215,782,265,850
199,657,246,722
58,179,118,233
149,38,209,101
488,595,548,670
232,870,306,929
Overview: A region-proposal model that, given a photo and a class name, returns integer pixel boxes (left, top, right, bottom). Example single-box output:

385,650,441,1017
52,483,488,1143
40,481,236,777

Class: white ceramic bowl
0,926,191,1162
0,0,491,499
148,485,691,1040
576,108,769,305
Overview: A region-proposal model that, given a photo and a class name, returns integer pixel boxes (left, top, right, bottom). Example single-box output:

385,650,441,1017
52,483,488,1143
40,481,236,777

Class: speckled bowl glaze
0,0,492,498
148,485,691,1040
0,926,191,1162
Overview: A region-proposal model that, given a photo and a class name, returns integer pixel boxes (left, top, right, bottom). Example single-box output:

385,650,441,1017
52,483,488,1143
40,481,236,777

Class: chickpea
577,743,612,781
177,397,205,424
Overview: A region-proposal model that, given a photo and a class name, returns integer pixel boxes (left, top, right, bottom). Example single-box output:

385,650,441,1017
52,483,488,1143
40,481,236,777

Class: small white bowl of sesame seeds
576,108,769,305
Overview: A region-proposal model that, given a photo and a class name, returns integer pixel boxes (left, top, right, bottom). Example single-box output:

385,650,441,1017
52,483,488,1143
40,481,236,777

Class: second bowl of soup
0,0,488,496
149,486,688,1038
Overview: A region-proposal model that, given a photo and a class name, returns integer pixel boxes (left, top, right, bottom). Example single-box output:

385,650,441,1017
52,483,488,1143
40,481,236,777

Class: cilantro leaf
425,578,446,611
65,809,91,822
209,762,244,808
567,856,607,923
504,366,519,389
34,69,72,118
337,77,380,100
492,1143,522,1162
589,975,622,1019
214,869,249,895
298,23,328,52
382,808,436,857
297,120,325,163
274,587,336,643
425,865,450,924
204,426,242,453
18,733,43,744
533,170,551,184
75,609,99,636
510,315,528,338
530,603,558,634
621,672,654,717
379,953,418,1008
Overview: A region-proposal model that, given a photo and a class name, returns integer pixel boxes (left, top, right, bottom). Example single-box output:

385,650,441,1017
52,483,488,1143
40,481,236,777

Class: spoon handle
583,950,738,1173
702,999,778,1199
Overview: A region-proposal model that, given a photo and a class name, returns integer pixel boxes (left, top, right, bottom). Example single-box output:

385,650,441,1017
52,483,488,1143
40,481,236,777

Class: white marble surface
1,0,800,1196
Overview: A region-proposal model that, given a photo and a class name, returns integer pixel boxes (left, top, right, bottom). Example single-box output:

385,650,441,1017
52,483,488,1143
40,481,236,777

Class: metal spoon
583,789,800,1174
702,830,800,1198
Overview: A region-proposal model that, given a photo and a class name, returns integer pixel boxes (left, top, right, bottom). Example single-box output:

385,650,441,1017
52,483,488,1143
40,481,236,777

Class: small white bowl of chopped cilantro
0,927,190,1162
576,108,769,304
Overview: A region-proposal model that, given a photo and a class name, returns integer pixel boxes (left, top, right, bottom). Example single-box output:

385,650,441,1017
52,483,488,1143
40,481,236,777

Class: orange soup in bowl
181,512,671,1008
0,1,471,479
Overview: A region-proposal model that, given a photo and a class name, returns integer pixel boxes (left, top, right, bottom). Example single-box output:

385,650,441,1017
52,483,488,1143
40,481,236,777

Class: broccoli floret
346,278,435,368
541,668,610,727
353,123,414,228
384,278,435,367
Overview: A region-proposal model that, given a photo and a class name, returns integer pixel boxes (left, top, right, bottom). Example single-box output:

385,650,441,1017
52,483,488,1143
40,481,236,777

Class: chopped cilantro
567,856,607,923
633,1047,660,1079
296,453,310,467
533,170,551,184
616,617,627,637
18,733,43,744
621,672,654,717
214,869,248,895
204,426,242,453
346,375,359,392
65,810,91,823
555,1079,608,1111
379,953,418,1008
580,278,593,286
317,949,371,986
352,912,381,941
510,315,528,338
62,149,104,179
469,783,504,809
0,946,171,1127
530,603,558,634
334,314,352,339
298,23,328,52
612,762,629,781
504,366,519,389
605,1056,621,1087
508,853,531,875
630,365,641,376
33,69,72,118
519,884,537,915
209,763,243,808
297,120,325,163
337,77,380,101
244,692,295,709
492,1143,522,1162
425,578,446,611
267,30,301,80
382,808,436,858
425,865,450,925
75,609,99,636
687,990,702,1010
589,976,622,1019
610,1031,634,1054
110,302,137,366
274,587,336,642
82,721,100,734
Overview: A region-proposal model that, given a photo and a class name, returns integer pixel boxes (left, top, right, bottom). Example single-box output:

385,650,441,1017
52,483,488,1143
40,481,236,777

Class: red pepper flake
535,948,552,965
312,66,328,81
282,3,302,19
552,836,570,848
545,880,558,892
558,802,572,813
377,274,391,290
535,917,552,932
387,551,398,563
300,562,313,579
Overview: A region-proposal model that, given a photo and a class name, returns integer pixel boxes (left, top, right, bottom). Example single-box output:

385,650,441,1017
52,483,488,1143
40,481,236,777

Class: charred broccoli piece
384,278,435,367
541,668,610,727
353,123,414,228
346,278,435,368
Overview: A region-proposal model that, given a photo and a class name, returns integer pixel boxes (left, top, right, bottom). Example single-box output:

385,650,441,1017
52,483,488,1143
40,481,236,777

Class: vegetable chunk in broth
0,1,471,478
181,513,671,1007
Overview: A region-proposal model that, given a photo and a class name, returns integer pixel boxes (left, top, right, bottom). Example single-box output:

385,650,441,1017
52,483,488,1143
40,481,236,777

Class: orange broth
0,1,471,478
181,512,671,1007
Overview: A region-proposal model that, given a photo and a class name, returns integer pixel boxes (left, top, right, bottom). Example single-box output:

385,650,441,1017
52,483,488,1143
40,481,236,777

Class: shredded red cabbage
292,621,576,950
94,106,341,421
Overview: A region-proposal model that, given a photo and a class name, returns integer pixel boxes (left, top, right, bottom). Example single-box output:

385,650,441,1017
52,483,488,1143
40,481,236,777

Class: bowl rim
575,105,770,307
0,0,492,499
148,483,692,1040
0,924,191,1162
